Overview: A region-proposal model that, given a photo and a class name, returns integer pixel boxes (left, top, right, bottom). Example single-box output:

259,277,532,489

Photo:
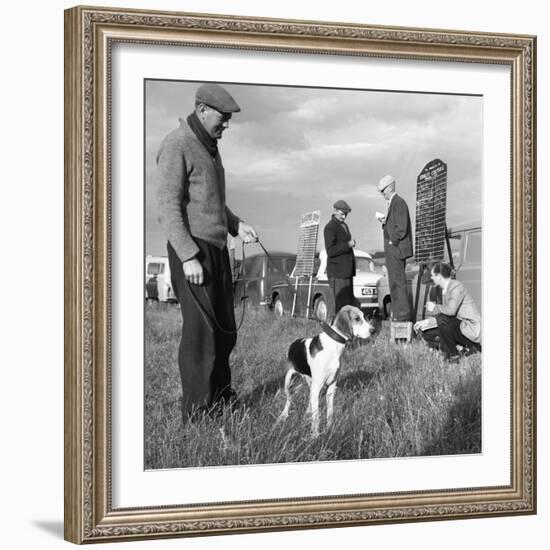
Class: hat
377,174,395,193
195,83,241,113
333,200,352,213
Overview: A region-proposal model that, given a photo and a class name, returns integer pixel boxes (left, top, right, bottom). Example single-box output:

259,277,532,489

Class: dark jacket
324,216,356,278
383,194,413,260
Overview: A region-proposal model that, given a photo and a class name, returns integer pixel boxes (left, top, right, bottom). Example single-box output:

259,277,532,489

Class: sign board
293,210,321,277
415,159,448,263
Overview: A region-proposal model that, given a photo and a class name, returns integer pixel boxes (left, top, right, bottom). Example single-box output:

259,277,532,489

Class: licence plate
361,287,376,296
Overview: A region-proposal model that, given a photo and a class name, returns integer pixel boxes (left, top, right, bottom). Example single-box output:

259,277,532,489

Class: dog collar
320,321,348,344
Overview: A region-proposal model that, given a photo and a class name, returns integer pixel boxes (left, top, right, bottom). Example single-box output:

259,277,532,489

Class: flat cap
377,174,396,192
333,200,352,213
195,83,240,113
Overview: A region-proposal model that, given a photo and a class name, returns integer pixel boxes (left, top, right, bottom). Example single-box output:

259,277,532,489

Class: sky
145,80,482,259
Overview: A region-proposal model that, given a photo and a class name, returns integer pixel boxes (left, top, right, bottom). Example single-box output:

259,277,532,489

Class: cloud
145,80,482,258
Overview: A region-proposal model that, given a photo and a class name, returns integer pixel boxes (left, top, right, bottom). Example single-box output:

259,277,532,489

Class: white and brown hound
277,305,374,437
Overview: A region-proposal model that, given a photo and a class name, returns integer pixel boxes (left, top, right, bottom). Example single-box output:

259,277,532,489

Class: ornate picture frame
64,5,536,543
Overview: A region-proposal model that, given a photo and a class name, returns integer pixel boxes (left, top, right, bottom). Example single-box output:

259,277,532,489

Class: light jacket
433,279,481,343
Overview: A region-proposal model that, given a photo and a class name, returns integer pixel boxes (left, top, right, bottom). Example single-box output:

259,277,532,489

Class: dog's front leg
304,376,313,413
326,382,337,428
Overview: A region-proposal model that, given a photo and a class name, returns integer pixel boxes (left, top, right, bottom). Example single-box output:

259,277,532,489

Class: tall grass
144,302,481,469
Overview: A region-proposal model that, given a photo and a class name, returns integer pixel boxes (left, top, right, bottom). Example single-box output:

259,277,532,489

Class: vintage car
376,220,482,320
270,249,384,321
232,251,297,308
145,255,176,303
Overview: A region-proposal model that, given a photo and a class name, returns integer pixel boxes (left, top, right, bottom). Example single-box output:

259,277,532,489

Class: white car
145,255,176,302
316,249,385,316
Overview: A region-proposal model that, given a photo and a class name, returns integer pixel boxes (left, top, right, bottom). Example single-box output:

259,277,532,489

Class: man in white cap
156,83,257,422
376,175,413,322
324,199,356,315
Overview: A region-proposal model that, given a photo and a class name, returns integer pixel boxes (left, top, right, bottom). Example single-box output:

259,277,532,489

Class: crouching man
414,261,481,363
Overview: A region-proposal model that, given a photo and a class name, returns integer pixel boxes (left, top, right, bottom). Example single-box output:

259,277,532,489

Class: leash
258,240,349,340
187,237,351,342
256,240,295,285
187,241,248,335
187,237,291,335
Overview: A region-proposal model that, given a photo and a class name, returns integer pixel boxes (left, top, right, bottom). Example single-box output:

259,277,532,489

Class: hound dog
277,305,374,437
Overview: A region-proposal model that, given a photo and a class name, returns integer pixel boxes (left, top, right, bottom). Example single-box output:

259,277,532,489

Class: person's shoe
444,353,461,364
217,387,240,412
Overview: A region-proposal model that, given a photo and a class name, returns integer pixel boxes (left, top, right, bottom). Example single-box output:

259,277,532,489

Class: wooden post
291,277,300,317
413,263,428,322
305,275,314,319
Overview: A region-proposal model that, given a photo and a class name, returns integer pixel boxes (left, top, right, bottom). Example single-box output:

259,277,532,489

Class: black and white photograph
144,79,483,470
56,2,538,545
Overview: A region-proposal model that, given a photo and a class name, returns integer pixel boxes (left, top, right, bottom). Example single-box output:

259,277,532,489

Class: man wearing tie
323,200,356,314
376,175,413,322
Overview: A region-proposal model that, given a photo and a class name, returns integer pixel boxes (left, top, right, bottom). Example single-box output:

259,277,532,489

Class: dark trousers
384,247,411,321
421,313,481,358
328,277,354,314
167,239,237,420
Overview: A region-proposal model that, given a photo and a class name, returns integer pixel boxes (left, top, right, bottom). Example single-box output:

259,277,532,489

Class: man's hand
348,239,356,248
375,211,386,224
414,319,431,332
183,257,204,286
238,221,258,244
426,301,435,313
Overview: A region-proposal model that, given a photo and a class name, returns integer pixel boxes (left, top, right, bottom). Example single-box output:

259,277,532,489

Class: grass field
144,302,481,470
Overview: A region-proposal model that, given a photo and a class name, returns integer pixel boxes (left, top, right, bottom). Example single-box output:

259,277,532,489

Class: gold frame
64,5,537,544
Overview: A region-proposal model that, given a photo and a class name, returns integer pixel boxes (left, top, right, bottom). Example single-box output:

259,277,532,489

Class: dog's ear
333,307,354,339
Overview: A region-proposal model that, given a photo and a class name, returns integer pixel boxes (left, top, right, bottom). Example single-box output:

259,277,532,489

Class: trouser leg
329,277,354,314
210,247,237,403
385,248,411,321
436,313,479,358
167,240,236,419
419,327,440,349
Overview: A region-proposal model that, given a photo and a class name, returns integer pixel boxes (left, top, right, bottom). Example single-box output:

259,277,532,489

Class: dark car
377,220,482,321
233,251,297,308
270,249,384,321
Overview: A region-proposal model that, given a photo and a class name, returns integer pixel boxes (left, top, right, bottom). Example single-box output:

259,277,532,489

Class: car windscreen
444,234,463,266
267,258,283,273
147,262,164,275
355,257,375,273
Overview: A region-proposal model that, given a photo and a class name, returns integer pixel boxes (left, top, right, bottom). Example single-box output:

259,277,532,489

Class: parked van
233,251,297,308
145,255,176,303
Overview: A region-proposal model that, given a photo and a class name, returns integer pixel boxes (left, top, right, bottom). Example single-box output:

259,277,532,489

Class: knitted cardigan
156,118,240,262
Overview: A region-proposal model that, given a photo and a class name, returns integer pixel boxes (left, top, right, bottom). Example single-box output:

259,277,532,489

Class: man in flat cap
156,83,257,422
376,175,413,322
323,200,356,315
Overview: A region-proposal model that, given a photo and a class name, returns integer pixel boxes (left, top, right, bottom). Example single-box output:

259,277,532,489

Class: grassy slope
144,304,481,469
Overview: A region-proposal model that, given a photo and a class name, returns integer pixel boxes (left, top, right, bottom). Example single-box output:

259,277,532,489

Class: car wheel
273,296,284,317
314,296,328,321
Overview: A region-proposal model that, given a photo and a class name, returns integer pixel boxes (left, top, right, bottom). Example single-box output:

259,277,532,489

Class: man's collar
387,192,397,205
